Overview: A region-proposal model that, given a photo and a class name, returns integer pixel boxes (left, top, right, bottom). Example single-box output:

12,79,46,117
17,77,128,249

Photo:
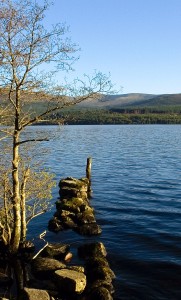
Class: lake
27,124,181,300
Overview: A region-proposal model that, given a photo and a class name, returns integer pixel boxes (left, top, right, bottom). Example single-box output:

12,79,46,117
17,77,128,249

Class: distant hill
78,93,156,109
1,87,181,111
127,94,181,107
78,93,181,109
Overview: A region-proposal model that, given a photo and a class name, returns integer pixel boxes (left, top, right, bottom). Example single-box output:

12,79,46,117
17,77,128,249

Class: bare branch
17,138,49,145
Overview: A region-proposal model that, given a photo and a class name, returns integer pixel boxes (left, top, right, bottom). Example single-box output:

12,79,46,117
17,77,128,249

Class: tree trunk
10,89,22,254
21,169,29,242
10,135,21,253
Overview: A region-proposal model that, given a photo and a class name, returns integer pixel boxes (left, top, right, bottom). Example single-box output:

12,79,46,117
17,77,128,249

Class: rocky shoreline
0,176,115,300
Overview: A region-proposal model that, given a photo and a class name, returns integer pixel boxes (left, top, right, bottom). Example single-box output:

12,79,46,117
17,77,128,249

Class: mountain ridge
78,93,181,109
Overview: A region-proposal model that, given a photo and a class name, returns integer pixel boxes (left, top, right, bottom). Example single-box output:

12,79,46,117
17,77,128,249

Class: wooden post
86,157,92,195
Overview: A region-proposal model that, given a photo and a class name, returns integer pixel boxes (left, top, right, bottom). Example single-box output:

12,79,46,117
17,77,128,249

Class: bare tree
0,0,113,254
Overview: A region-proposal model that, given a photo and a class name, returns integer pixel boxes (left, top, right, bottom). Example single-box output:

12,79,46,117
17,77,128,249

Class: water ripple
27,125,181,299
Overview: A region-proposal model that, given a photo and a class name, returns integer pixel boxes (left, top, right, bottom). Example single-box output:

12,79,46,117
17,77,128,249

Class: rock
59,177,89,200
59,177,88,191
64,252,73,262
41,243,70,260
76,211,96,225
20,287,50,300
60,209,75,218
60,187,84,199
85,257,110,270
89,279,115,294
54,269,86,294
87,265,115,282
88,286,113,300
78,242,107,259
74,224,102,236
61,215,77,229
31,257,66,279
27,278,58,296
79,204,94,213
62,197,85,207
68,266,85,273
61,198,85,213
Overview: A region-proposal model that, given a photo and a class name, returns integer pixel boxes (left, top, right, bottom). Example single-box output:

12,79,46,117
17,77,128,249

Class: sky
43,0,181,95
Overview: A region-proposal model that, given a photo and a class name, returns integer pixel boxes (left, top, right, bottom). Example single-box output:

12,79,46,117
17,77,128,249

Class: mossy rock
31,257,66,279
60,186,83,199
60,209,75,218
59,177,88,190
85,257,110,270
62,197,85,206
88,286,113,300
54,268,87,294
76,211,96,225
68,266,85,273
41,243,70,260
60,198,85,214
79,204,94,213
74,224,102,236
55,200,63,210
61,203,81,214
88,279,115,295
87,265,115,282
61,215,77,229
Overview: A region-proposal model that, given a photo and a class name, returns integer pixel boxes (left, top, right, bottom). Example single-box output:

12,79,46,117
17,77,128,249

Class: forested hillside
1,89,181,125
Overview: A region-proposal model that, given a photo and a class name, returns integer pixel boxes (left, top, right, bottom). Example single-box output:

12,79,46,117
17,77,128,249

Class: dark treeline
46,107,181,125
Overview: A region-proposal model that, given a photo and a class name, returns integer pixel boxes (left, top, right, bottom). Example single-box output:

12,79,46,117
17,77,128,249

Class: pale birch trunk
21,169,29,242
10,89,22,254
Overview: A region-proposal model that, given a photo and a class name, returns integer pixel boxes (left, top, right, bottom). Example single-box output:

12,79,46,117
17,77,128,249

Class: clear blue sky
44,0,181,94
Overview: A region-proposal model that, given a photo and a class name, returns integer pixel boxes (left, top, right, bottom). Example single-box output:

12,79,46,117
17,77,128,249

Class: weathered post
86,157,92,195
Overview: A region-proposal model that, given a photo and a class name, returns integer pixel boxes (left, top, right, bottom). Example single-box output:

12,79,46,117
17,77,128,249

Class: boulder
27,278,58,296
76,211,96,225
88,279,115,294
67,266,85,273
79,204,94,213
74,224,102,236
31,257,66,279
88,286,113,300
54,269,86,294
60,187,85,199
59,177,89,190
61,215,77,229
87,265,115,282
20,288,50,300
85,257,110,270
41,243,70,260
59,177,89,200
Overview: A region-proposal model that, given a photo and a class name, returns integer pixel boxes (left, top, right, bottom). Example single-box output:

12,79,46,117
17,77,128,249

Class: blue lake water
27,125,181,300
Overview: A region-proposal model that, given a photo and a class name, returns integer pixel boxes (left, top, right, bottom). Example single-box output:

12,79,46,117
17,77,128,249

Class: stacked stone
23,242,87,299
0,242,115,300
23,242,114,300
48,177,102,236
78,242,115,300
